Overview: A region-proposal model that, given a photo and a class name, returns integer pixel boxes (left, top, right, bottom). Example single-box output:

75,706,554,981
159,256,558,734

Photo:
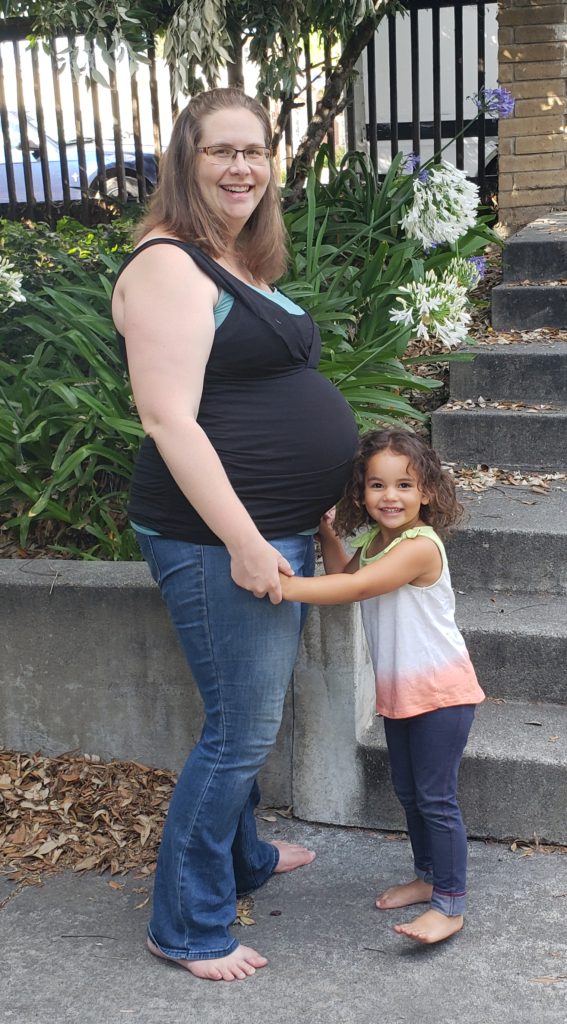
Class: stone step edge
435,404,567,415
454,590,567,640
358,699,567,767
494,281,567,290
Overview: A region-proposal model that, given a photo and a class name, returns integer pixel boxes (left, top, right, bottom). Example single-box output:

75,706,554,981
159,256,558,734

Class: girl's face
363,449,428,536
196,107,271,239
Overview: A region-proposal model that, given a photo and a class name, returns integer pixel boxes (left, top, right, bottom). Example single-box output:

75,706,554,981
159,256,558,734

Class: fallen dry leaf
442,463,566,496
530,976,567,985
0,749,177,887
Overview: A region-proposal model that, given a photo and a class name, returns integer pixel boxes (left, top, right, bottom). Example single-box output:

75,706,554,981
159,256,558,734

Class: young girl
281,428,485,945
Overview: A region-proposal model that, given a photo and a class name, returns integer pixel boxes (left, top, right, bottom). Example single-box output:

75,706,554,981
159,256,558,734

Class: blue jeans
136,532,315,960
383,704,475,917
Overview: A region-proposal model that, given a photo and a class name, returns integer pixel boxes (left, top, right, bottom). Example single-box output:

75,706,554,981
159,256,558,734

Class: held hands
229,536,294,604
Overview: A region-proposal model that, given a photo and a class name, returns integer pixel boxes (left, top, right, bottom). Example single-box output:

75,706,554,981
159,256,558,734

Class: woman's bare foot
271,840,316,873
394,909,464,944
146,938,268,981
376,878,433,910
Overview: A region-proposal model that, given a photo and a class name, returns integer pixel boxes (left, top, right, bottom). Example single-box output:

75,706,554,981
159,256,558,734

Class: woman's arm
112,242,293,602
281,535,441,604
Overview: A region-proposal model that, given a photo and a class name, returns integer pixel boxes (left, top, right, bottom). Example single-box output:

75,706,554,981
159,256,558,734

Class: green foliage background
0,154,495,559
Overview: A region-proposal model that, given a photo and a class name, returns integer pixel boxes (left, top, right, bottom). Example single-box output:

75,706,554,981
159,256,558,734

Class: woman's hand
229,537,294,604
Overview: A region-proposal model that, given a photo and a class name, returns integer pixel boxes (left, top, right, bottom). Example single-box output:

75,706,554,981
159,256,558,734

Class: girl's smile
363,449,429,540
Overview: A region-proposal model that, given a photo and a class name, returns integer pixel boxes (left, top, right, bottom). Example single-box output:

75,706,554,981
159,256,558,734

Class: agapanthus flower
468,255,487,279
446,256,484,290
473,87,515,119
389,268,471,349
0,256,26,312
404,152,429,183
401,161,479,249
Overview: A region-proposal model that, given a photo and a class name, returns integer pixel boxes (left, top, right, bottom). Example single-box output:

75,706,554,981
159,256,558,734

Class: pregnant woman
112,87,358,981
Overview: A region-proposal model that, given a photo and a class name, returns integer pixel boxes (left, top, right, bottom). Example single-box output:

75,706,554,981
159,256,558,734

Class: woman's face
196,107,271,239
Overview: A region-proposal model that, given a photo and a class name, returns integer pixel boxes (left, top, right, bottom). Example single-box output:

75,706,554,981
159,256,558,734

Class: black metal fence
366,0,498,194
0,1,498,223
0,16,168,222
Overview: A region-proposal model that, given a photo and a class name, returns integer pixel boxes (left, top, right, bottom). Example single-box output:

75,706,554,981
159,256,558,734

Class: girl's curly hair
335,429,463,540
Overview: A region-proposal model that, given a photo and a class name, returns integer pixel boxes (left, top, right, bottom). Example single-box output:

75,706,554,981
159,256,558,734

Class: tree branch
284,7,389,202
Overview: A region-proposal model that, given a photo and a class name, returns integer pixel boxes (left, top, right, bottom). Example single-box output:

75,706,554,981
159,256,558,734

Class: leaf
531,976,567,985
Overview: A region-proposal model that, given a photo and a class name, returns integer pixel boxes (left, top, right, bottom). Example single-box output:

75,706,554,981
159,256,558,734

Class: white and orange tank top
351,525,485,719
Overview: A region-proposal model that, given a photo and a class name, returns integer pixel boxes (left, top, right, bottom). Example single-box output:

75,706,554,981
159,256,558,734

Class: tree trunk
226,15,244,90
285,11,388,202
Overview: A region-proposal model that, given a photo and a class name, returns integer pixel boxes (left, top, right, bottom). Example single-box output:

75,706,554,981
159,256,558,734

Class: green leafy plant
282,149,495,431
0,252,142,559
0,217,135,360
0,149,497,559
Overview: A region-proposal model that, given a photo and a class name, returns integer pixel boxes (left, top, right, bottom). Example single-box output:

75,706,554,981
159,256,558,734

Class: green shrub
0,156,496,559
282,150,495,430
0,217,134,359
0,252,142,559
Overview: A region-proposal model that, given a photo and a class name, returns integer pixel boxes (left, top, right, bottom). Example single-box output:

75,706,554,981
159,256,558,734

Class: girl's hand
229,537,294,604
317,507,337,539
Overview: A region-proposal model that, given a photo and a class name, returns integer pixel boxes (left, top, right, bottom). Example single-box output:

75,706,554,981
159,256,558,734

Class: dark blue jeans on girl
383,703,475,916
136,531,314,960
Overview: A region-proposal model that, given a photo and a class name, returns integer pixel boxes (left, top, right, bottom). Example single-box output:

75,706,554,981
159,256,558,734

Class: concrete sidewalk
1,819,567,1024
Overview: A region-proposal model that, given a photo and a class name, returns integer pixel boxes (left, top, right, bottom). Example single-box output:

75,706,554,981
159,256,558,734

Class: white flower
401,162,479,249
446,256,482,290
0,256,26,311
389,268,471,349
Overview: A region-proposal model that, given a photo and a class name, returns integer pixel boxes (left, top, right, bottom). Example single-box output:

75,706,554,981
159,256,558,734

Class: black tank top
114,239,358,544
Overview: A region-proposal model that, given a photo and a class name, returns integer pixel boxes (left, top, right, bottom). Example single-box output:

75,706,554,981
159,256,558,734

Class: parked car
0,111,159,204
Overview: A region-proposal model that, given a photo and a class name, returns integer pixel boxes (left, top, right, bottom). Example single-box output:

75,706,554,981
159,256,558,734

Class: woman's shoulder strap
112,237,199,292
113,238,252,298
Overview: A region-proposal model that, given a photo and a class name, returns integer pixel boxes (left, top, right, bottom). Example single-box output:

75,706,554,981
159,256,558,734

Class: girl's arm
281,535,441,605
112,243,293,602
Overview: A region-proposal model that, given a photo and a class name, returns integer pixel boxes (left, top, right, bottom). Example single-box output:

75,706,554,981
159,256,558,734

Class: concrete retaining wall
0,559,375,813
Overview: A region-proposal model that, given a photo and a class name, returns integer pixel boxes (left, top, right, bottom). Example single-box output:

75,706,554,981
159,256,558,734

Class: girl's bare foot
271,840,316,873
146,938,268,981
394,909,464,944
376,878,433,910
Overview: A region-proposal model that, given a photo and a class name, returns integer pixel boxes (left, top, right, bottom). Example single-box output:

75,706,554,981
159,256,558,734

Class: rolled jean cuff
415,865,434,885
430,887,466,916
147,925,239,962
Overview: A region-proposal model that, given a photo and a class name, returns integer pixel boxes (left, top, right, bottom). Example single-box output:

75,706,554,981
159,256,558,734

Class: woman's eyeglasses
197,145,271,165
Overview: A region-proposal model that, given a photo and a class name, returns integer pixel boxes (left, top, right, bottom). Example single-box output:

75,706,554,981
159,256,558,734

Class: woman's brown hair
335,429,463,540
135,88,288,283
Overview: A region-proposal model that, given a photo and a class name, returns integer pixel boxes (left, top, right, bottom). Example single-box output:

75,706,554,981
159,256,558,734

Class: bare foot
271,840,316,873
146,938,268,981
394,909,464,944
376,878,433,910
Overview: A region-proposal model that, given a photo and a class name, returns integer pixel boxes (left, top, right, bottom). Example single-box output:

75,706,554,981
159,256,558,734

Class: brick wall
498,0,567,233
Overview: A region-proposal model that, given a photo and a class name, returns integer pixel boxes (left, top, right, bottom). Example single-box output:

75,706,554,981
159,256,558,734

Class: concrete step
431,404,567,470
455,590,567,703
449,343,567,404
358,698,567,842
502,211,567,283
492,282,567,331
446,484,567,595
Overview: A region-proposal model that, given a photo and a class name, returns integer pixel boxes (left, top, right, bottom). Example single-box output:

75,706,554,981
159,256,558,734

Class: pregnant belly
200,370,359,527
